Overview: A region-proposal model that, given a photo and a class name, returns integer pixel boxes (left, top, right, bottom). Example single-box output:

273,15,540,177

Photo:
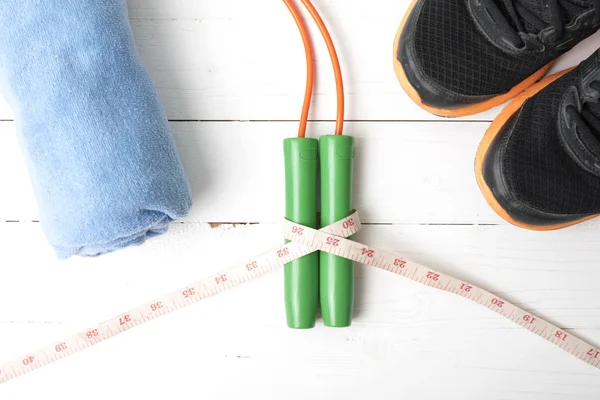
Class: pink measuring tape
1,210,599,384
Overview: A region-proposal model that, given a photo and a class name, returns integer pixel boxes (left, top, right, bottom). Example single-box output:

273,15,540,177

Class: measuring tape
1,211,599,384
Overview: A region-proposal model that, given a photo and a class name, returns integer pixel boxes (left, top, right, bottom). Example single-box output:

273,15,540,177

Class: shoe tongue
556,50,600,177
574,51,600,158
578,102,600,158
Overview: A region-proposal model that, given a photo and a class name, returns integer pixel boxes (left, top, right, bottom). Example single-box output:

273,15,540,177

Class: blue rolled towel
0,0,193,258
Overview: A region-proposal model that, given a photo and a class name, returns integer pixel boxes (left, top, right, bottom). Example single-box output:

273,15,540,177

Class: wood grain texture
1,0,600,122
6,119,600,227
0,120,492,223
1,221,599,398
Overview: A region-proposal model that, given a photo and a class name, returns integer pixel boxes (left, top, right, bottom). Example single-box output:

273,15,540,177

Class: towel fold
0,0,193,258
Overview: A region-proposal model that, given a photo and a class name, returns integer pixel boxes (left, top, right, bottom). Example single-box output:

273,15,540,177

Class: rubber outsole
474,68,600,231
392,0,554,118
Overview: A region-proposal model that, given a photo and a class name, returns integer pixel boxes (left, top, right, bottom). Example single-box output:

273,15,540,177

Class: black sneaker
394,0,600,117
476,50,600,230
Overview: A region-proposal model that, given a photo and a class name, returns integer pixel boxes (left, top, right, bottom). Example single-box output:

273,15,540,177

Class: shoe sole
392,0,554,118
474,67,600,231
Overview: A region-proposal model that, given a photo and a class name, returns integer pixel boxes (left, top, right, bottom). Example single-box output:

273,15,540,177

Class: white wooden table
1,1,600,398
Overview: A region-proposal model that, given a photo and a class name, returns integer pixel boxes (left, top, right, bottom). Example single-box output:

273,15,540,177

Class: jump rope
282,0,353,328
0,0,599,385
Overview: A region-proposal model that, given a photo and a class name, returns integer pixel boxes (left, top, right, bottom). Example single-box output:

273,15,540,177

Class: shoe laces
482,0,600,48
566,80,600,153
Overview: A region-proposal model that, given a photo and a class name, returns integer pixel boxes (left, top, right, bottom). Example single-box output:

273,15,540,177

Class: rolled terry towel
0,0,193,258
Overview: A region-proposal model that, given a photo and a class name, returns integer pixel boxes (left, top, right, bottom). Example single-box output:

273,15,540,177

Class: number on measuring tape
119,315,131,326
491,298,504,308
85,329,99,339
587,349,600,359
215,274,228,284
150,302,163,312
523,315,536,324
326,237,340,247
394,259,406,268
291,226,303,235
182,288,195,298
556,331,568,341
55,343,67,353
426,272,440,281
460,283,472,292
246,261,258,271
342,218,355,229
361,248,375,258
22,356,34,366
277,248,289,258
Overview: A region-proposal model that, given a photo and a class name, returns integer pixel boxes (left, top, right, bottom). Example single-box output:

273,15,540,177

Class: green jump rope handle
319,135,355,327
284,138,319,329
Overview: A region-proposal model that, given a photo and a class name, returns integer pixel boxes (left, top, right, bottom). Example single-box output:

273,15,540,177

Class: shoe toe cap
482,112,589,228
395,1,497,112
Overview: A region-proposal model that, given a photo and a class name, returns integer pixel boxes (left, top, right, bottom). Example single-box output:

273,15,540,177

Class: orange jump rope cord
283,0,315,138
299,0,345,135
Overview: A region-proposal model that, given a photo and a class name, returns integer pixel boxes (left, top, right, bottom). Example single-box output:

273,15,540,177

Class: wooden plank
1,0,599,121
7,119,598,225
2,221,600,325
2,221,599,325
1,323,599,400
0,221,599,397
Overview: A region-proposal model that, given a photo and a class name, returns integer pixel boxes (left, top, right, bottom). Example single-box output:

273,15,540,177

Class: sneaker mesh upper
503,70,600,215
413,0,556,96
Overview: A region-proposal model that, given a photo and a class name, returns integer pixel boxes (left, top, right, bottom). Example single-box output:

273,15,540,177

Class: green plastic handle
319,135,355,327
284,138,319,329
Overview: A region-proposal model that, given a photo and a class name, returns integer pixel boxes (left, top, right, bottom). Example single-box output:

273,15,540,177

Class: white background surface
1,0,600,398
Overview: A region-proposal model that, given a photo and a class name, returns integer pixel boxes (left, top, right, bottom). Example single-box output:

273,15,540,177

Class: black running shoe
476,50,600,230
394,0,600,117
